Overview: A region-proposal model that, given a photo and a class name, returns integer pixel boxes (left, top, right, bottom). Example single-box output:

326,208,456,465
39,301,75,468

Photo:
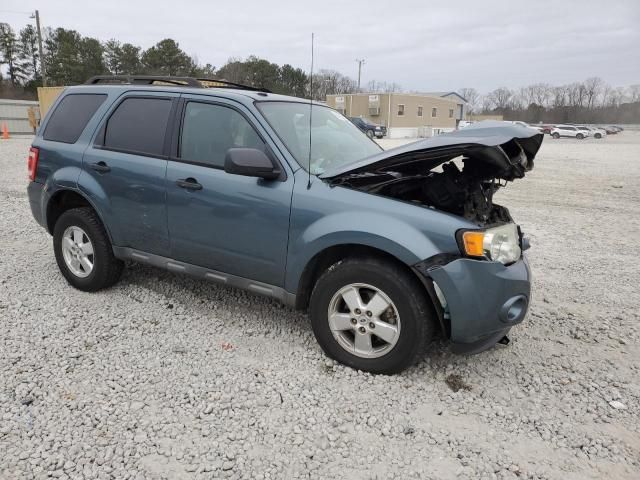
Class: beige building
326,92,466,138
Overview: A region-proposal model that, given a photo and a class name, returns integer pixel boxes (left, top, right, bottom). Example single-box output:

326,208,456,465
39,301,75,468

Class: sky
2,0,639,92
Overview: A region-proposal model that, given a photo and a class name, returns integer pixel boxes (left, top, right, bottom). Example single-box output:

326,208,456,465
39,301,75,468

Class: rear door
80,91,179,256
165,96,294,286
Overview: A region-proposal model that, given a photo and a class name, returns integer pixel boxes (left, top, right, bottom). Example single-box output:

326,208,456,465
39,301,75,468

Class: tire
53,207,124,292
309,257,436,374
576,133,584,139
595,133,602,139
366,129,374,139
552,133,560,139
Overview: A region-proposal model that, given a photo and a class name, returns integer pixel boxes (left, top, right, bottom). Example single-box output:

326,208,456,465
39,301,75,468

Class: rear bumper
415,255,531,351
27,181,47,229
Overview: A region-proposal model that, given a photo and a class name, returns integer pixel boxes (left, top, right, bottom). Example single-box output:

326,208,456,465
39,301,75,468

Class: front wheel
309,257,436,374
53,207,124,292
552,132,560,139
595,133,602,139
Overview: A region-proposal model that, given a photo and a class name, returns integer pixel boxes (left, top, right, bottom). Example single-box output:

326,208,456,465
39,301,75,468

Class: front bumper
415,255,531,351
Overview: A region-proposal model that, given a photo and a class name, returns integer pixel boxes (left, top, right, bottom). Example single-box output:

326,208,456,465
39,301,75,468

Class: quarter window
180,102,265,168
104,97,172,156
417,106,423,117
44,94,107,144
432,107,438,118
397,104,405,116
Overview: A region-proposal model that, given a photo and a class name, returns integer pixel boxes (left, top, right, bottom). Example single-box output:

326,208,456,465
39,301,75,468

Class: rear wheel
366,129,374,139
576,133,584,139
309,257,436,374
595,133,602,139
53,207,124,292
552,132,560,139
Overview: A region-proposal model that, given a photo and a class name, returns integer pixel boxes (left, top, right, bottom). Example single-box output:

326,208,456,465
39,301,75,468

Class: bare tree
488,87,513,111
583,77,604,109
365,79,403,93
480,94,495,112
551,85,569,108
459,87,479,113
530,83,552,108
628,84,640,103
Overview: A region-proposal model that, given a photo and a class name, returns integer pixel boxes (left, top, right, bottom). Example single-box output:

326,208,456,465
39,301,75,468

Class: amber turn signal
462,231,485,257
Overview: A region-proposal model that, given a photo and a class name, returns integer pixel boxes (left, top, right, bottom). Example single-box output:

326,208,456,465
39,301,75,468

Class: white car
581,126,607,139
512,121,544,133
550,125,589,139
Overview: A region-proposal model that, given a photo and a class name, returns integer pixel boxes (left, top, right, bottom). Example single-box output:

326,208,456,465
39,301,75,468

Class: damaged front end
320,122,543,226
320,123,542,352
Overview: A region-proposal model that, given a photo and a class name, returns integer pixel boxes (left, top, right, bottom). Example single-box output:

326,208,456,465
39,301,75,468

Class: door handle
176,178,202,191
90,161,111,173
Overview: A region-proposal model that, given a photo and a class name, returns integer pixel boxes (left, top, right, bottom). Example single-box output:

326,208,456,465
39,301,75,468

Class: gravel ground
1,133,639,480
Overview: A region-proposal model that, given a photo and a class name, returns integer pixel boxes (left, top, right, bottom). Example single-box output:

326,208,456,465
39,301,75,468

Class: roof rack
84,75,271,93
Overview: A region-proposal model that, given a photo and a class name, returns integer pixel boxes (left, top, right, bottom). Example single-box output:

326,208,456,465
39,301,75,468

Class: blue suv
27,76,541,374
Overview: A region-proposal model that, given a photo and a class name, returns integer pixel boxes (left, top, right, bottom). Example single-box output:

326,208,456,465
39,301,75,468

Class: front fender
285,210,442,293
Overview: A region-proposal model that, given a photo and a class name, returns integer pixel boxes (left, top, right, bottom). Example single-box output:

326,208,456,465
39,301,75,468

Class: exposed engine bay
328,159,512,225
321,131,544,226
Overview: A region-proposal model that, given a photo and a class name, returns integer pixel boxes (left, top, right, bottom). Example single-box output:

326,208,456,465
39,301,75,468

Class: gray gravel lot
1,133,639,479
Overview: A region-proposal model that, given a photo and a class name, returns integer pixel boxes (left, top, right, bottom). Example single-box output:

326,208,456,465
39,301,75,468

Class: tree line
459,80,640,124
0,21,375,100
1,21,638,122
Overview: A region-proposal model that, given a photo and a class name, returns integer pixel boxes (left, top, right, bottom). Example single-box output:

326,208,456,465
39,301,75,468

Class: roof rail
84,75,271,93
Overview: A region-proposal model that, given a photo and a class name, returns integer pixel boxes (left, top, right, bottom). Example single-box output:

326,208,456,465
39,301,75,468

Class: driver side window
180,102,265,168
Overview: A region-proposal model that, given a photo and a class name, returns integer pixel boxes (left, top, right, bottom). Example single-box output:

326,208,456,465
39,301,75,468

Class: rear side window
179,102,265,168
104,97,172,156
43,94,107,143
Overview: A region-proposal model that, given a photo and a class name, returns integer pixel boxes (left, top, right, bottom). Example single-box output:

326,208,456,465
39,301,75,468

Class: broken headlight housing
459,223,522,265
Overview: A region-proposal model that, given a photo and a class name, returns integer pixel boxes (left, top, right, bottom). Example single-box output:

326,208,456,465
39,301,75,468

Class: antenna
307,32,314,189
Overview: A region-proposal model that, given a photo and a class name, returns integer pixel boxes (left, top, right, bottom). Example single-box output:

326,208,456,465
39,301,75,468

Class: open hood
320,122,544,181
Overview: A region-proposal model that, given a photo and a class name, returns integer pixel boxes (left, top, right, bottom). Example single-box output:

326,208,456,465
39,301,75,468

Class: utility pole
31,10,47,87
355,58,365,91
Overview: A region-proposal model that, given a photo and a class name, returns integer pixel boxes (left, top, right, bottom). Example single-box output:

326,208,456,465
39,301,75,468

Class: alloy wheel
61,226,94,278
327,283,401,358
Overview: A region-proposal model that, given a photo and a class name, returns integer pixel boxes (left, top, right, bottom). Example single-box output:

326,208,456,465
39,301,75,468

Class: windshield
257,102,382,175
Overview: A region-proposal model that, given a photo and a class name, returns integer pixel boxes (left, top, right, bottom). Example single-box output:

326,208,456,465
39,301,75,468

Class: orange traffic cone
1,123,9,140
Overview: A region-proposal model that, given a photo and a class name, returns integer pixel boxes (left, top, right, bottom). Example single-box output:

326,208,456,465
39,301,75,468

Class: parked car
27,76,541,374
550,125,588,139
603,125,623,134
539,124,555,134
349,117,387,138
581,126,607,139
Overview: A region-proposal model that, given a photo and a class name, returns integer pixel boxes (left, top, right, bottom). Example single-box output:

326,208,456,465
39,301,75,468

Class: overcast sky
2,0,639,92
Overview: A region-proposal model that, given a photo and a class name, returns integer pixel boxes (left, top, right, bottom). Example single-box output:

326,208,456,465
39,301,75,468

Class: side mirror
224,148,280,180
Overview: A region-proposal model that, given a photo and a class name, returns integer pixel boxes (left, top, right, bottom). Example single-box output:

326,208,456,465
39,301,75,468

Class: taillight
27,147,39,181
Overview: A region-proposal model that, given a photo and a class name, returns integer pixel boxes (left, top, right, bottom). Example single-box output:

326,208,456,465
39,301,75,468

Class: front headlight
460,223,522,265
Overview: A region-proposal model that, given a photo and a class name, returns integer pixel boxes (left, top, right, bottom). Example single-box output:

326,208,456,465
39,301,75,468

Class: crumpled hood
320,121,544,181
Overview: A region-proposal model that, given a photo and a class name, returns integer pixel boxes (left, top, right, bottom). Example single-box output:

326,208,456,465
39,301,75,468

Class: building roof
421,91,468,103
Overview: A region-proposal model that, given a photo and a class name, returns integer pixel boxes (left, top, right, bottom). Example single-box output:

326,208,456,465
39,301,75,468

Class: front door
80,92,179,256
165,98,293,287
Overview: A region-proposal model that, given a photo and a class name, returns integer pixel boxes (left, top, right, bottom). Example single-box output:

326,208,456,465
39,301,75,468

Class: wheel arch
292,243,437,318
46,188,113,242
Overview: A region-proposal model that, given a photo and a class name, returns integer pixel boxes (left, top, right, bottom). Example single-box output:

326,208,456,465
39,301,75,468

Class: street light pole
32,10,47,87
355,58,365,91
